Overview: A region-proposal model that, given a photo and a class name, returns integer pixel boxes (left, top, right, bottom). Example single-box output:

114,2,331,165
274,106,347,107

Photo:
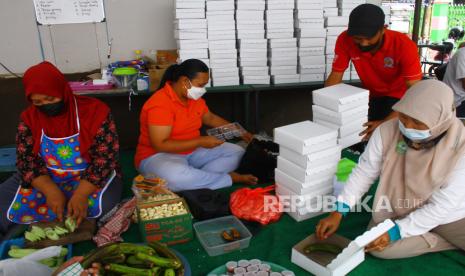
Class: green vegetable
126,255,149,266
135,253,181,269
105,264,153,276
39,257,57,268
54,226,69,235
119,243,156,256
164,268,175,276
304,243,343,255
101,253,126,264
65,217,77,232
44,227,60,240
25,231,38,242
31,226,46,239
8,248,38,258
81,243,120,269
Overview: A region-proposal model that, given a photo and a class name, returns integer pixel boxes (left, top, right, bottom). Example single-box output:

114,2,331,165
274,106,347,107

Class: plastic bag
230,185,282,225
0,246,62,276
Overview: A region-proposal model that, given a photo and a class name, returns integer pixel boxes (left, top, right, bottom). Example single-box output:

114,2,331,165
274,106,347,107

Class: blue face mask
399,121,432,141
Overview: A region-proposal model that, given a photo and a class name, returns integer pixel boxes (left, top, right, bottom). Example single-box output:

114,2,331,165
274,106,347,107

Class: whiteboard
33,0,105,25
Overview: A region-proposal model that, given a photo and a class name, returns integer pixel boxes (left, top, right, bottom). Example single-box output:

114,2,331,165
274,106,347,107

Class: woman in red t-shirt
135,59,257,192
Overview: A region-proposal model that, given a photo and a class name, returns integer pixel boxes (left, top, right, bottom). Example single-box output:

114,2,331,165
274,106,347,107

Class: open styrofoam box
314,117,367,138
279,145,341,170
274,121,338,155
292,219,395,276
275,168,334,195
312,84,369,112
313,105,368,126
278,156,338,184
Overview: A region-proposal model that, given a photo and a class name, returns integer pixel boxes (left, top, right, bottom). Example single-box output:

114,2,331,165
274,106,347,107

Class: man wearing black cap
325,4,422,140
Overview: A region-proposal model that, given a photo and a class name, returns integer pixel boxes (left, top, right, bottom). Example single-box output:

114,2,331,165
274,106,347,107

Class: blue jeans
139,143,245,192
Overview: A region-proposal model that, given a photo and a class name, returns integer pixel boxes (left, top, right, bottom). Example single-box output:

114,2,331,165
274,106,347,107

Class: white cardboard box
175,19,207,30
297,28,327,38
292,220,395,276
241,66,269,76
272,74,301,84
324,7,339,17
179,49,209,60
325,16,349,27
296,2,323,10
269,47,298,57
300,66,326,74
239,39,268,49
278,156,338,184
275,168,334,195
295,9,323,19
269,58,298,67
276,182,333,204
175,9,205,19
269,38,297,48
313,105,368,126
240,59,268,67
236,10,265,20
327,26,347,36
175,1,206,9
301,74,325,82
270,66,297,75
177,39,209,49
242,75,271,84
299,55,325,65
338,131,363,149
299,47,325,57
279,145,341,170
208,40,237,50
206,0,234,11
314,117,368,138
312,83,369,112
236,0,265,10
267,0,294,10
175,30,207,40
266,30,295,39
299,38,326,47
211,76,240,87
296,20,325,30
274,121,338,155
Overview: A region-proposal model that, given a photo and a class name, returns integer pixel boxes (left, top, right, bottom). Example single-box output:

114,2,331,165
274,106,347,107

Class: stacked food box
206,0,240,86
236,0,270,84
274,121,341,222
312,83,369,149
295,0,326,83
175,0,209,66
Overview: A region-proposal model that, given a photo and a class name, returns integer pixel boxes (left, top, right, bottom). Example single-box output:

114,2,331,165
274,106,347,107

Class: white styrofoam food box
242,75,271,85
276,181,333,203
279,145,341,170
274,121,338,155
301,74,325,82
175,1,206,9
312,84,369,112
236,0,265,10
299,47,325,57
314,117,367,138
313,105,368,126
175,9,205,19
292,220,395,276
275,169,334,195
278,156,338,184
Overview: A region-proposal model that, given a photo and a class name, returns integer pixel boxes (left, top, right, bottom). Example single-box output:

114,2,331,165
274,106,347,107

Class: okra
164,268,175,276
118,243,156,255
105,264,153,276
304,243,343,255
135,252,181,269
81,243,120,268
101,253,126,264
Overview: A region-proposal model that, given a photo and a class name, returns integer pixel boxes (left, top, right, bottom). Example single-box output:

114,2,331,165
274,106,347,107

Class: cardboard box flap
327,219,395,270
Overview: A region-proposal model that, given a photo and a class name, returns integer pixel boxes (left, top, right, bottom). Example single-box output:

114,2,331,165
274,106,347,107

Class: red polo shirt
135,82,209,168
332,30,422,99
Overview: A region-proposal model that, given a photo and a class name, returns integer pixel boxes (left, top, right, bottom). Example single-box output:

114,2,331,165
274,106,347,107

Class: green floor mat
71,150,465,275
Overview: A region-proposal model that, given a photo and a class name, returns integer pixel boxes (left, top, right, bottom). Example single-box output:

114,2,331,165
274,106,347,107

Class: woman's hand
198,136,224,148
316,212,343,240
45,187,67,222
365,232,390,252
53,256,101,276
68,180,96,225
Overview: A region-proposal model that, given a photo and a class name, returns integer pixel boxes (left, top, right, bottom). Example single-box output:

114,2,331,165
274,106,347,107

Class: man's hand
316,212,343,240
366,232,391,252
360,120,383,141
45,187,67,222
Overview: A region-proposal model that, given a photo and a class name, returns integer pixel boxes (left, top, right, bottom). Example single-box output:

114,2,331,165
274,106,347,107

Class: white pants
139,142,245,192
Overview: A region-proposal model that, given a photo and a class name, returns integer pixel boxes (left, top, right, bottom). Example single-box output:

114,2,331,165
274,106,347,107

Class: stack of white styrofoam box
294,0,325,83
266,0,299,84
175,0,209,66
381,5,392,29
312,84,369,148
338,0,366,16
350,62,359,80
206,0,239,86
236,0,269,84
274,121,341,222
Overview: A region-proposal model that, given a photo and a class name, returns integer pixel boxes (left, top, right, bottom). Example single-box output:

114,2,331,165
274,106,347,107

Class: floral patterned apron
7,103,115,224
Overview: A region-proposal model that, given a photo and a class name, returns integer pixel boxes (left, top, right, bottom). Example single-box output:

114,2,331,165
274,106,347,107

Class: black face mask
37,101,65,117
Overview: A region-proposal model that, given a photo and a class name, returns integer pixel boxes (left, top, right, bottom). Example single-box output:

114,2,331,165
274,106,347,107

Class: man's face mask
37,101,65,116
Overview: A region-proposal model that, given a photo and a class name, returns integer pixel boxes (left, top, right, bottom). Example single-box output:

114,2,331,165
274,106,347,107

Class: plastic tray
0,237,73,261
207,123,246,141
193,216,252,257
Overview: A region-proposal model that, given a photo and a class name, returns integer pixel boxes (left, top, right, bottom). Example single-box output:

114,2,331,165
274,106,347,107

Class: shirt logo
384,57,394,68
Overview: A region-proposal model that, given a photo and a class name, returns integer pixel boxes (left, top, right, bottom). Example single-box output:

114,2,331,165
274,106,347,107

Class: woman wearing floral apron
0,62,122,239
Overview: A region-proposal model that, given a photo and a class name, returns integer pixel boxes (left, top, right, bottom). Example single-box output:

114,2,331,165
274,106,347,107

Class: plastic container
0,238,73,261
193,216,252,256
206,122,246,141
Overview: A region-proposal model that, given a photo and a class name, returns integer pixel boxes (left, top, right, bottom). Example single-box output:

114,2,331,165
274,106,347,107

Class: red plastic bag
230,185,282,225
